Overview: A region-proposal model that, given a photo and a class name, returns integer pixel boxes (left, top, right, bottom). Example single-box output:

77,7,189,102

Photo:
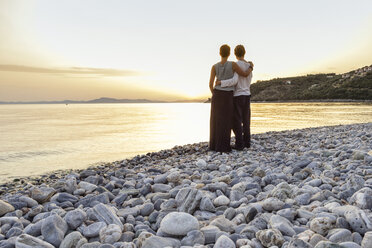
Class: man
216,45,253,150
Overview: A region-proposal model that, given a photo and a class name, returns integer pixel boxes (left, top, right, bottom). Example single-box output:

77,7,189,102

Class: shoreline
0,123,371,247
0,122,369,192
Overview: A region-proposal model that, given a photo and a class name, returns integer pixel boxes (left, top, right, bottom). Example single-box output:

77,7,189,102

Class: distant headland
250,64,372,101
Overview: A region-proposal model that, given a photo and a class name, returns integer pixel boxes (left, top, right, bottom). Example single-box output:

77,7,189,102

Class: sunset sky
1,0,371,101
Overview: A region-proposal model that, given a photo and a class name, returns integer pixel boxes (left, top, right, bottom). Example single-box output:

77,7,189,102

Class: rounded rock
60,231,86,248
181,230,205,246
140,203,154,216
328,228,352,243
213,235,235,248
196,159,207,168
339,242,362,248
15,234,54,248
166,171,181,183
159,212,199,236
0,200,15,217
213,195,230,207
310,217,333,236
64,209,87,229
262,198,285,212
269,215,296,237
99,224,122,244
256,229,285,247
83,222,107,238
41,214,68,247
361,231,372,248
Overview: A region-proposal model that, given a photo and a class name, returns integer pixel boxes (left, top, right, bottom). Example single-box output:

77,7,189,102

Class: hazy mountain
86,97,165,103
0,97,166,104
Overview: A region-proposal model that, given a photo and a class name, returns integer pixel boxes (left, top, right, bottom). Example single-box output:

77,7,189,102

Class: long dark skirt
209,89,233,152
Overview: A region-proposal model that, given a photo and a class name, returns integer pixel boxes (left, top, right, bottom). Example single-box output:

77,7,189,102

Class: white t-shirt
220,60,252,97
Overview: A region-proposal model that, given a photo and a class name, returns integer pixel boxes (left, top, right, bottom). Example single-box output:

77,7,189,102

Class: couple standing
209,44,253,153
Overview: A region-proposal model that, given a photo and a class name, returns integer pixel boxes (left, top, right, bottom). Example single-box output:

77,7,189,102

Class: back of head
234,45,245,58
220,44,230,58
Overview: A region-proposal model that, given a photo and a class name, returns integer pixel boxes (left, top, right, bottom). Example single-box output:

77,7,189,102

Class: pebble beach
0,123,372,248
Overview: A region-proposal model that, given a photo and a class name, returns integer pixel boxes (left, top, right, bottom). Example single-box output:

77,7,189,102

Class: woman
209,44,252,152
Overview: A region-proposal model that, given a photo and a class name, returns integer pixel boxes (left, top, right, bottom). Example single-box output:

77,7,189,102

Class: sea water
0,102,371,182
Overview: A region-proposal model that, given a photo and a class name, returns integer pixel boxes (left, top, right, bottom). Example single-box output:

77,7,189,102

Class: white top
220,60,252,97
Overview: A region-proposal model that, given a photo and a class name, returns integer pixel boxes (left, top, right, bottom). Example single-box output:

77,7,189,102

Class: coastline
0,123,371,247
1,122,370,192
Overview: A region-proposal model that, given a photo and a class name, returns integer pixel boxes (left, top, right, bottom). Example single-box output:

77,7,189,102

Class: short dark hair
219,44,230,58
234,45,245,57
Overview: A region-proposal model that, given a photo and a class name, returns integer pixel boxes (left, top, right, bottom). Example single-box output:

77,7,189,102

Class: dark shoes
232,145,244,151
232,142,250,150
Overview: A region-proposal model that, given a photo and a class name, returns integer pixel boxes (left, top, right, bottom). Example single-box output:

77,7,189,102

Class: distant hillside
251,65,372,101
0,97,165,104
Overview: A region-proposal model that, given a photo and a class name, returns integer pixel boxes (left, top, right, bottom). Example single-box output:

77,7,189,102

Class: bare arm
232,62,253,77
209,66,216,93
243,59,254,68
216,72,239,87
216,61,254,86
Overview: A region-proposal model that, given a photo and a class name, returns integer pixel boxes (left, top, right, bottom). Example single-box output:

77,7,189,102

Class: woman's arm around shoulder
232,62,253,77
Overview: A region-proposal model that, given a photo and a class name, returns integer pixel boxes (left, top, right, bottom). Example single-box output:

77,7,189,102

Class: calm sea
0,102,371,182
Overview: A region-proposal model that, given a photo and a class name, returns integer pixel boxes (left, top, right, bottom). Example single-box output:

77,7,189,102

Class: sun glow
0,0,371,101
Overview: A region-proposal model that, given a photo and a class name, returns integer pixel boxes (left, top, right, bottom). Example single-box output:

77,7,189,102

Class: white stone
339,241,362,248
160,212,199,236
350,188,372,209
210,216,235,233
166,171,181,183
262,197,285,211
78,181,97,192
60,231,87,248
142,236,181,248
361,231,372,248
99,224,122,244
196,159,207,168
213,195,230,207
213,235,235,248
256,228,285,247
310,217,333,236
15,234,54,248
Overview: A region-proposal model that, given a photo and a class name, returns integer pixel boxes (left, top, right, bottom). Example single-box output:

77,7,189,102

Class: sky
0,0,371,101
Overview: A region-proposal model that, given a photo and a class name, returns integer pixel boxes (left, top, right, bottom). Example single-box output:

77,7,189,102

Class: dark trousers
209,89,233,152
232,95,251,148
